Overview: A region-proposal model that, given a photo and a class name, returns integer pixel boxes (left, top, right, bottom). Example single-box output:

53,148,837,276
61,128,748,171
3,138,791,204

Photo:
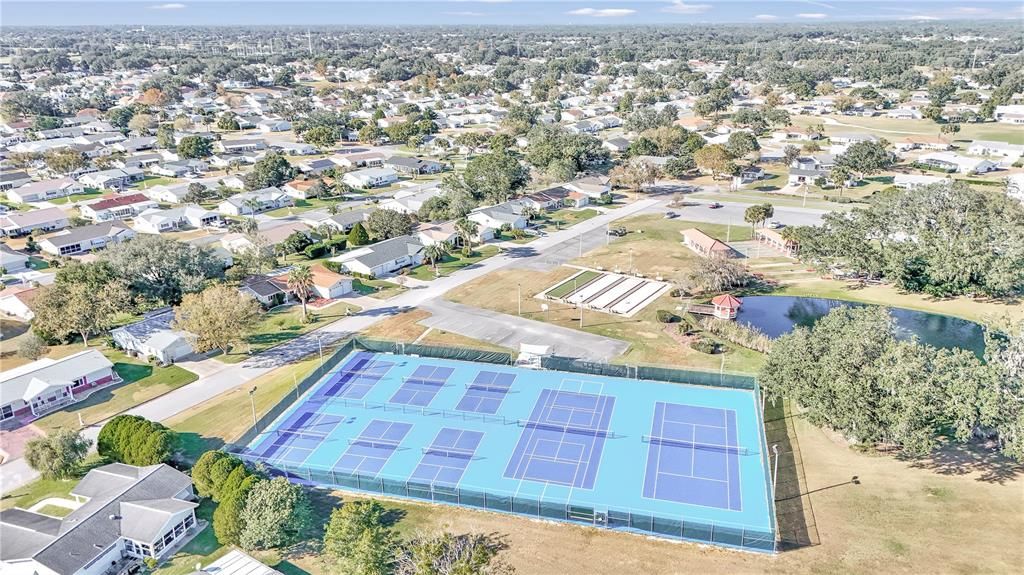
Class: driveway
419,300,629,361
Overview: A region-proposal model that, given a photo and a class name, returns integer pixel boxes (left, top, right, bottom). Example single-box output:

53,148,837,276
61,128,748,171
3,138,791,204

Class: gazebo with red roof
710,294,743,319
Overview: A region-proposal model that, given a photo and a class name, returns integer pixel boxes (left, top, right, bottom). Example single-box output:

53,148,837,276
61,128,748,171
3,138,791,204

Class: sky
1,1,1021,27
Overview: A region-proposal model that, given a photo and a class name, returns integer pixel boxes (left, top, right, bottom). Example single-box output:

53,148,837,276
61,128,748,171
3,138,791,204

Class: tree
280,231,312,255
396,532,514,575
366,209,414,240
939,122,961,142
217,114,241,131
684,256,750,293
139,87,168,106
455,218,479,256
835,141,893,180
103,235,223,304
173,284,261,354
273,67,296,87
694,144,736,180
156,124,176,150
303,125,339,149
424,243,450,273
830,165,852,196
743,203,774,230
610,159,659,197
97,415,177,466
17,333,49,360
663,154,696,178
191,450,228,498
724,131,760,162
323,500,397,575
239,476,312,550
30,280,129,346
43,148,86,175
245,151,296,190
455,151,530,204
783,145,801,166
214,474,260,545
693,89,732,120
25,429,91,480
287,265,314,323
348,222,371,247
177,135,212,159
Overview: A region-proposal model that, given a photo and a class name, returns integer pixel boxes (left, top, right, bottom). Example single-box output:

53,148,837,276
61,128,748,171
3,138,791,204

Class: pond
735,295,986,356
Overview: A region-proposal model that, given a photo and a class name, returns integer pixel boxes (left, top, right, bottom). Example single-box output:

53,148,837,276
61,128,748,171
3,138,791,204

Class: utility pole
248,387,258,429
771,444,780,495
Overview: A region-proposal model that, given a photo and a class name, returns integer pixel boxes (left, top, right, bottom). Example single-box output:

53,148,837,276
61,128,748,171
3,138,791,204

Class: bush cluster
97,415,177,466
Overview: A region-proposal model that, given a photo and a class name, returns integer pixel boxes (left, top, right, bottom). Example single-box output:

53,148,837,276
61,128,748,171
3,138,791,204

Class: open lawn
360,308,512,353
35,504,74,518
31,349,198,433
352,278,407,299
45,189,105,205
791,114,1024,145
447,266,763,374
216,304,360,364
532,207,600,233
134,176,181,190
1,454,106,509
407,245,499,280
264,196,345,217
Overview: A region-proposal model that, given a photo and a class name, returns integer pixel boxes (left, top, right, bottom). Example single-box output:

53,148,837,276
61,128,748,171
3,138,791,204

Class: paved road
0,198,658,494
418,300,629,361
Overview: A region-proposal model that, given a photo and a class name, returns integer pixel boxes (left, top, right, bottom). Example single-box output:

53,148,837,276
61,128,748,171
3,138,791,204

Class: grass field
791,114,1024,145
264,196,344,217
33,349,199,433
359,308,512,353
0,454,106,510
352,278,407,299
44,189,105,205
216,304,359,364
35,504,74,518
545,270,601,299
134,176,181,190
407,245,500,281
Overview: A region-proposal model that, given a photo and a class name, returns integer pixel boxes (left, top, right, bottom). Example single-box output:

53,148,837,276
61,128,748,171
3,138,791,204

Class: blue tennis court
242,350,775,552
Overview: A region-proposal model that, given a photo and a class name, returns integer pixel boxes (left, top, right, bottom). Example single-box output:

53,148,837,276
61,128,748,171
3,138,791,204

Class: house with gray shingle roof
0,463,198,574
330,234,425,277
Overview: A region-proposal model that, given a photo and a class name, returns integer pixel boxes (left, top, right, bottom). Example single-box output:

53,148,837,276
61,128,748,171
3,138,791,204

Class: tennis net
518,419,613,438
403,375,449,387
348,437,403,450
466,382,512,394
642,435,750,456
421,446,478,459
275,429,329,442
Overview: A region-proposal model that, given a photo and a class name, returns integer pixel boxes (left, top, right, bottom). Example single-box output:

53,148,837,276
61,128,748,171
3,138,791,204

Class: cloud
150,3,186,9
903,15,940,21
753,14,778,21
796,13,828,19
443,11,485,17
800,0,836,9
660,1,712,15
567,8,637,18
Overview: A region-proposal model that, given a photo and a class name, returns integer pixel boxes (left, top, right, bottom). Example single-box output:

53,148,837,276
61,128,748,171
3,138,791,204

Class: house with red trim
0,349,117,425
79,193,158,222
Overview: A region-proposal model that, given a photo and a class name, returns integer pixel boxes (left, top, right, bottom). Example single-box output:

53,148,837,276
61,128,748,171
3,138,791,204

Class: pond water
735,295,986,356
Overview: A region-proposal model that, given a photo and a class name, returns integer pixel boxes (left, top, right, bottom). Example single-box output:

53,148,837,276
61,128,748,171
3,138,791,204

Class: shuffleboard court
242,350,776,552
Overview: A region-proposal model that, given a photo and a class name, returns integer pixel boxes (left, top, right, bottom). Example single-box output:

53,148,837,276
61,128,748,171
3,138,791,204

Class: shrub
191,450,227,498
700,317,773,353
97,415,177,466
690,337,719,354
656,309,680,323
303,243,326,259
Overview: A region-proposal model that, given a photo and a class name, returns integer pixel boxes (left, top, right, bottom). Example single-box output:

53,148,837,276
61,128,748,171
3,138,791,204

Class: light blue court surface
243,351,775,550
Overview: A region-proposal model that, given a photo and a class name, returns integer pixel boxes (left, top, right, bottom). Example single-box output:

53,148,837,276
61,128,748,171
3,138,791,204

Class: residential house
895,136,953,153
38,221,136,256
342,167,398,189
282,178,327,200
217,188,293,216
0,207,70,237
309,264,354,299
133,205,222,234
379,185,443,215
787,167,828,186
993,104,1024,125
300,209,371,234
113,136,157,153
384,156,444,176
0,243,30,273
564,175,612,200
239,273,291,307
522,186,575,211
78,168,144,190
79,194,158,222
330,151,385,169
894,174,951,190
415,220,462,247
272,141,318,156
0,462,199,572
733,165,766,187
330,235,425,277
298,158,336,175
149,160,209,178
680,228,734,258
918,152,999,174
217,139,267,154
112,309,193,365
967,140,1024,161
257,118,292,132
0,171,32,192
602,137,631,154
0,284,38,321
221,221,311,253
830,133,878,146
6,178,84,204
209,152,262,169
468,201,528,231
886,108,923,120
0,349,117,423
770,127,820,142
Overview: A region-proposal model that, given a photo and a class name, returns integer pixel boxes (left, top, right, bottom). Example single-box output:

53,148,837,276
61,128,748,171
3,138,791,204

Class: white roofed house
564,174,612,199
468,200,529,231
7,178,85,204
384,156,444,176
258,118,292,132
271,141,318,156
111,309,193,365
0,462,199,573
0,207,70,237
0,243,30,273
0,171,32,191
0,349,117,423
894,174,952,190
78,167,144,190
967,140,1024,161
329,235,425,278
220,220,311,254
38,221,136,256
379,185,443,215
300,208,371,234
133,205,222,234
917,152,999,174
342,167,398,189
79,193,158,222
217,187,293,216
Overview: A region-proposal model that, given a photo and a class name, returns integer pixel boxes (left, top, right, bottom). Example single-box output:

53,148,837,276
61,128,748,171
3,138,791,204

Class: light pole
517,283,522,316
248,387,258,429
315,333,324,366
771,443,780,495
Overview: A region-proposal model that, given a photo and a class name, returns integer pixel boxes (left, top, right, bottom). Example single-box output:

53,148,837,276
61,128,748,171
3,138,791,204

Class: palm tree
287,265,314,323
455,218,479,256
424,242,450,273
243,198,261,219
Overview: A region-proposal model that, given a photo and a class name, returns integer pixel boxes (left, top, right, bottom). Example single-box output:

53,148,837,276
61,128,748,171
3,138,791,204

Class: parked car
663,211,678,219
607,227,627,237
708,202,723,209
768,220,784,229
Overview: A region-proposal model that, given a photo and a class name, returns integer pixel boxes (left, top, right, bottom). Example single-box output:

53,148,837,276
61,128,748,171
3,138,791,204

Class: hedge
97,414,177,466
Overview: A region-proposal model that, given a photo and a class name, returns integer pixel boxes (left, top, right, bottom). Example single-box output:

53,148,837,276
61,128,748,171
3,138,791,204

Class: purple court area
455,371,516,414
333,419,412,476
389,365,455,407
250,409,343,465
410,428,484,486
642,402,742,511
316,352,395,400
503,389,615,489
